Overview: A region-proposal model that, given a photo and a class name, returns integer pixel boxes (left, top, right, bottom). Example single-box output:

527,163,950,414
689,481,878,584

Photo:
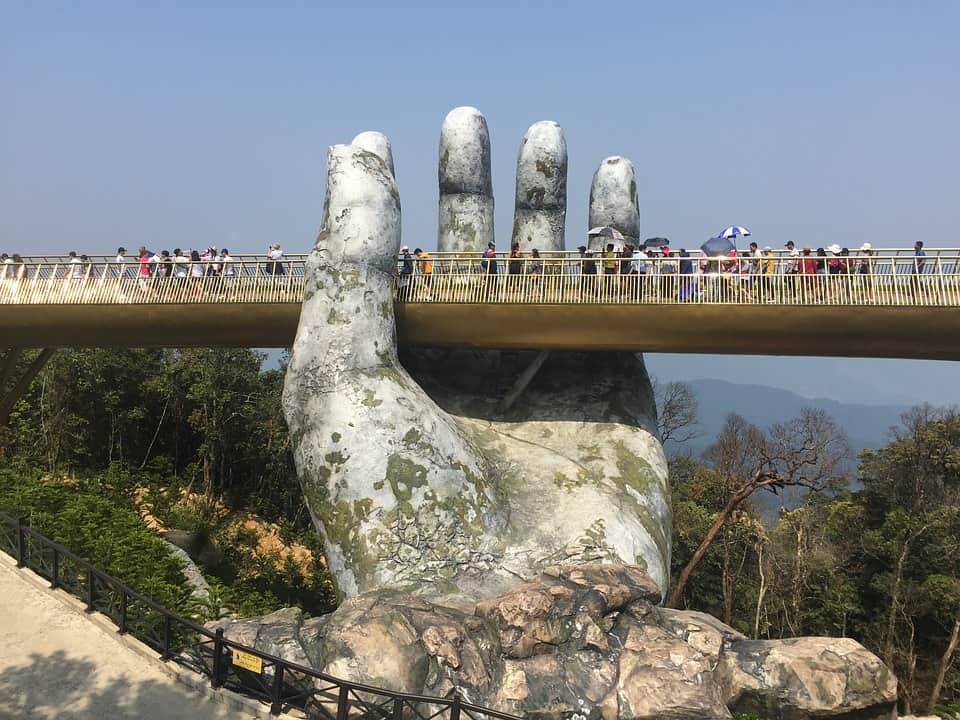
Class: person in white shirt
172,248,190,280
68,251,84,279
267,243,285,276
219,249,235,277
190,250,205,278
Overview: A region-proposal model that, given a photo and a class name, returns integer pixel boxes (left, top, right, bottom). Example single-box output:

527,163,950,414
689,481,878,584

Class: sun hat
860,242,872,251
762,246,772,251
400,245,409,252
828,244,841,255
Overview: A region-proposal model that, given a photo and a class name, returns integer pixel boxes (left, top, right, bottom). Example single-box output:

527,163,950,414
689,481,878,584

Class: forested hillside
1,349,958,714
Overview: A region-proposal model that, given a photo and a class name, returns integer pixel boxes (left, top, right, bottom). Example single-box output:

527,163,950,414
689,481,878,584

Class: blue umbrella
719,225,751,239
700,236,736,257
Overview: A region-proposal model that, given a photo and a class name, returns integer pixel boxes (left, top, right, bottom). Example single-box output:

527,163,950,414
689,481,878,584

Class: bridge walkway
3,250,960,358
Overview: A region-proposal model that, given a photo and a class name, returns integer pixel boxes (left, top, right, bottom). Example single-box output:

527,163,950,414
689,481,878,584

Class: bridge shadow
400,348,660,437
0,649,234,720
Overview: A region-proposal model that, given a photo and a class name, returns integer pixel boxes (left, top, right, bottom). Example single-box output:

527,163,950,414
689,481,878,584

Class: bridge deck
4,252,960,359
6,302,960,360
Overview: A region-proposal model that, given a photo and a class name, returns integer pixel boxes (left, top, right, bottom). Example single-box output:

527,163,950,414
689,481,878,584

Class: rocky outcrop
210,563,897,720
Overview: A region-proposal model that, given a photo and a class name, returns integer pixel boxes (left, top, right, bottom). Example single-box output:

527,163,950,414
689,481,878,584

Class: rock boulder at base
209,563,897,720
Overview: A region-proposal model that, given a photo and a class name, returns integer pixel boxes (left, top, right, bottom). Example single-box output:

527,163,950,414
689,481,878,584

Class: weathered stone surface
286,127,671,602
718,637,898,720
403,349,672,597
282,142,504,598
351,131,395,178
213,564,897,720
438,106,494,253
512,120,567,252
588,156,640,251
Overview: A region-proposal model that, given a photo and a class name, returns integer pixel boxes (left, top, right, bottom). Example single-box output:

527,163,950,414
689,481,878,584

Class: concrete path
0,557,258,719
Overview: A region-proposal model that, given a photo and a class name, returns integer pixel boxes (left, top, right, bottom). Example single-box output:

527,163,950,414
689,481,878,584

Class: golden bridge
3,250,960,360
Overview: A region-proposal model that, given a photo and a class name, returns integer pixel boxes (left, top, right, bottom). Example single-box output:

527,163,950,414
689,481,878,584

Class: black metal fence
0,512,520,720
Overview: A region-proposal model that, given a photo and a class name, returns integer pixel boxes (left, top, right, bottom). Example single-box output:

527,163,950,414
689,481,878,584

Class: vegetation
670,403,960,714
0,347,336,619
2,350,958,711
0,467,193,613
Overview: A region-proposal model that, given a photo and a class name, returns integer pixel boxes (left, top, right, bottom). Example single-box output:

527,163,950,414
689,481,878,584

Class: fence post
212,628,225,688
270,663,284,715
336,685,350,720
450,691,462,720
85,568,95,611
118,590,128,634
162,615,173,660
16,517,25,568
51,546,59,589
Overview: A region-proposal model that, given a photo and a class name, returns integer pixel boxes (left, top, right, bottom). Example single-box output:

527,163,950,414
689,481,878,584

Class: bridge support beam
0,348,56,427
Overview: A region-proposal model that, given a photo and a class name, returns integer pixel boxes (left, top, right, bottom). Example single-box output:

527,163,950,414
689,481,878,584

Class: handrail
8,246,960,263
3,253,960,307
0,511,521,719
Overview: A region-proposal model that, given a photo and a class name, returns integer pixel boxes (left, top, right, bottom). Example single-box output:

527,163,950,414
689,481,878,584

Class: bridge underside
5,303,960,360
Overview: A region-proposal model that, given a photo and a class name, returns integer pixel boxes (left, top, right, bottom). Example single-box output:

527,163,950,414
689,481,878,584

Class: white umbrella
719,225,751,239
588,226,625,241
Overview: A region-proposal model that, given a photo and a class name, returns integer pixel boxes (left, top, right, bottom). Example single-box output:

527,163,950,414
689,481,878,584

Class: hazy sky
3,2,959,406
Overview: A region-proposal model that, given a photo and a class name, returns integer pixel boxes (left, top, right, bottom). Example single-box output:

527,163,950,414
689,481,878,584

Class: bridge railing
4,251,960,307
397,254,960,307
0,259,306,305
0,511,521,719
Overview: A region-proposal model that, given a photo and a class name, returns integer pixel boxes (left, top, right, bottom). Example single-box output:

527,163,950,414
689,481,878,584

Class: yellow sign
231,648,263,674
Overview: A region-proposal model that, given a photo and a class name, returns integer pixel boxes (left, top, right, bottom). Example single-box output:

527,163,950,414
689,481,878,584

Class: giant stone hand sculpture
283,107,671,601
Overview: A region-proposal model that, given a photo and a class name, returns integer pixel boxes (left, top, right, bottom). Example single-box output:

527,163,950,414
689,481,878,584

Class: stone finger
512,120,567,253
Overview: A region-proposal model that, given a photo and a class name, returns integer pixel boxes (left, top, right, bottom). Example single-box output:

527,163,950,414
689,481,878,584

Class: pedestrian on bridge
267,243,286,276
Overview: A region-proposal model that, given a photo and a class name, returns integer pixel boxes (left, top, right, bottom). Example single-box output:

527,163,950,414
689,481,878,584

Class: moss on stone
385,454,429,501
331,432,341,443
361,390,383,408
402,428,421,445
325,451,347,467
535,158,556,178
613,440,655,496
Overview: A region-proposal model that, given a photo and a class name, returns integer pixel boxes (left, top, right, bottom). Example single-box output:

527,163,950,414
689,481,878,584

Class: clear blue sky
3,2,959,406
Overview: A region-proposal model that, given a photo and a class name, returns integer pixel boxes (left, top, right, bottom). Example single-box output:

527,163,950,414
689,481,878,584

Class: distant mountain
663,379,911,520
666,378,910,457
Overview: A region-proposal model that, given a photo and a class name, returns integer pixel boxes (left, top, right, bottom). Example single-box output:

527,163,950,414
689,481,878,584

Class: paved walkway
0,557,256,719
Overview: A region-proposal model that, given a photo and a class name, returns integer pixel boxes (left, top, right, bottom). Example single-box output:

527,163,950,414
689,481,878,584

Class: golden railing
0,258,306,305
1,250,959,307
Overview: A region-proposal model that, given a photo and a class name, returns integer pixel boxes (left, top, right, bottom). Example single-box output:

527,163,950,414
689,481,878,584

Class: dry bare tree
668,408,851,608
653,378,700,446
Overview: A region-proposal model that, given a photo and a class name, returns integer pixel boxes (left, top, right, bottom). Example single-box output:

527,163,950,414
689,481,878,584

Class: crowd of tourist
392,239,934,303
0,244,289,284
0,238,937,305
